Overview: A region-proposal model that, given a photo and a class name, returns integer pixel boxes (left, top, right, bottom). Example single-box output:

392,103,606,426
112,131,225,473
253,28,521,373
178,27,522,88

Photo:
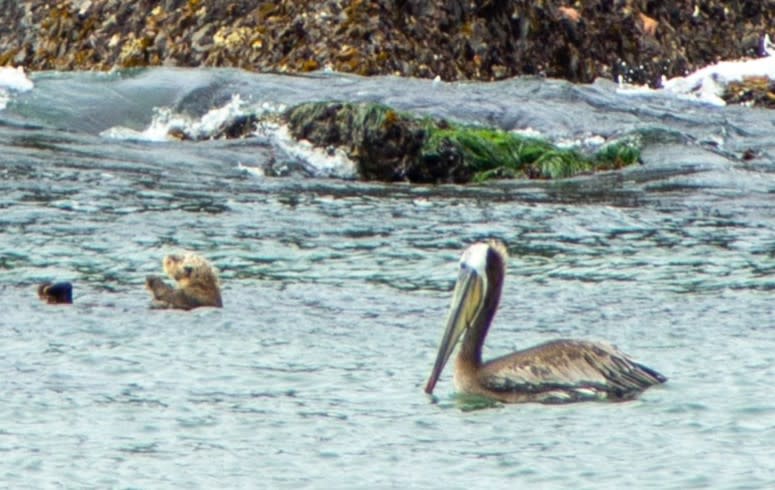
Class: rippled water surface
1,69,774,489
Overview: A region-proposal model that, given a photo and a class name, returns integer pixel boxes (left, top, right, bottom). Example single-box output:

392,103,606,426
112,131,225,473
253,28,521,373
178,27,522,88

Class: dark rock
409,135,471,183
211,114,260,139
285,102,431,181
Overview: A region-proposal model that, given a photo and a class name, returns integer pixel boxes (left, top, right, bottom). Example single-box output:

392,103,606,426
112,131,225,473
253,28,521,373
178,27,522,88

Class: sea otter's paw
146,275,171,297
146,275,166,292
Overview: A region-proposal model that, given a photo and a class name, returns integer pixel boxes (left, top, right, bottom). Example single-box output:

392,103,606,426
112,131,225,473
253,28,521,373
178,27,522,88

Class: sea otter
37,281,73,304
145,252,223,310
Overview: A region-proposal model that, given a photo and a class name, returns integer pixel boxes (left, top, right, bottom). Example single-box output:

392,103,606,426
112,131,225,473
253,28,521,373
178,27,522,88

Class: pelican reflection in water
425,240,666,403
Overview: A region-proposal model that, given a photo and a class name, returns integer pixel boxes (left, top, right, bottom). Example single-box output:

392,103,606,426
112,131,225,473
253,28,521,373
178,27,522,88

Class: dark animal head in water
38,281,73,304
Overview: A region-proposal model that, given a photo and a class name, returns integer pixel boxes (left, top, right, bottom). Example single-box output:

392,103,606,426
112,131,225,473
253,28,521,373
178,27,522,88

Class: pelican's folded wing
481,339,666,403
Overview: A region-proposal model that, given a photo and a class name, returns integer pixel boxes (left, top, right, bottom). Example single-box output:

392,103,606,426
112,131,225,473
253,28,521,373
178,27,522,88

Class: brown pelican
424,240,666,403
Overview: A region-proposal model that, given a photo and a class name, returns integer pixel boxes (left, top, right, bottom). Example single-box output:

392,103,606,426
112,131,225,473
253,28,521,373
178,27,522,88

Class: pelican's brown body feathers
425,240,666,404
456,339,667,404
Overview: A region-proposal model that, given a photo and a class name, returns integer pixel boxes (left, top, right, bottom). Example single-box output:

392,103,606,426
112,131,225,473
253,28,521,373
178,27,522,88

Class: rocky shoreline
1,1,772,183
1,0,772,88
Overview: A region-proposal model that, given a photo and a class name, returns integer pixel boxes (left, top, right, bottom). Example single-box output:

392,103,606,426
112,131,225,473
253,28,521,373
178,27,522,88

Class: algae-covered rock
285,102,429,181
284,101,641,183
0,1,771,87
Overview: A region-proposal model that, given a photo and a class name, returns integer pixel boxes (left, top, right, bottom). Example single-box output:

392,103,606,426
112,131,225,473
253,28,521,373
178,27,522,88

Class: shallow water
1,68,774,489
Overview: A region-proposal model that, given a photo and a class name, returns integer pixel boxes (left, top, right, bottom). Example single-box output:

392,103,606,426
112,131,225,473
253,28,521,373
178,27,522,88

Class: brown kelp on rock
0,1,772,88
722,76,775,109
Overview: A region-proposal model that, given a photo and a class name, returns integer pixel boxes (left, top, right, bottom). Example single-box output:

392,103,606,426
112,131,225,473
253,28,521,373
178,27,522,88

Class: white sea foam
100,95,270,142
510,127,543,139
236,162,266,178
100,106,190,142
267,124,357,179
557,134,607,150
101,95,356,178
0,66,34,110
618,35,775,106
0,66,34,92
661,55,775,106
511,127,608,152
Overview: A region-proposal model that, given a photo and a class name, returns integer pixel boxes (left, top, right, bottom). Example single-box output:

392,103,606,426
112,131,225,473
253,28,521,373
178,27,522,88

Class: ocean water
1,67,774,489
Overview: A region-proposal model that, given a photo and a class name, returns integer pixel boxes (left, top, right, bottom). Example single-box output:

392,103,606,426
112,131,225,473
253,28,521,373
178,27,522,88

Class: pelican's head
424,239,508,394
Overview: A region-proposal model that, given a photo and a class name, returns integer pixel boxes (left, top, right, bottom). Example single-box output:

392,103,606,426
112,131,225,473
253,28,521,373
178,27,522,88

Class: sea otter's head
163,253,220,289
38,281,73,304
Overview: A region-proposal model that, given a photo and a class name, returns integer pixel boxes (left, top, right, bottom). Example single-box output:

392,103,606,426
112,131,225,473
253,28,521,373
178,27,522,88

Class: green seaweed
421,126,600,181
592,136,642,170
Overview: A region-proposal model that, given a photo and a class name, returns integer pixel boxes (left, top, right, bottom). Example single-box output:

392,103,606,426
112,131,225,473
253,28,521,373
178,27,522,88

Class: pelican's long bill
424,263,486,394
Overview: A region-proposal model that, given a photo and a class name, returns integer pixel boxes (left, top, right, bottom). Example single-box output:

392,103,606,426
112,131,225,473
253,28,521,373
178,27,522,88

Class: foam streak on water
0,68,774,489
